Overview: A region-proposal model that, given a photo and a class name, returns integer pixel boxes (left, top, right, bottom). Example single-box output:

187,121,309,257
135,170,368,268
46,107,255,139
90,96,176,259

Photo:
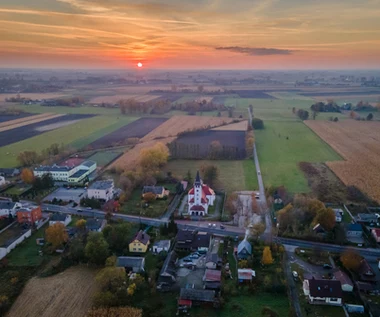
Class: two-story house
16,206,42,224
303,278,342,306
87,180,114,201
129,230,150,253
0,201,22,218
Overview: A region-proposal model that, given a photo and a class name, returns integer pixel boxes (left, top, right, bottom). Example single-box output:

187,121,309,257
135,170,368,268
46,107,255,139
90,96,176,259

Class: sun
137,62,143,68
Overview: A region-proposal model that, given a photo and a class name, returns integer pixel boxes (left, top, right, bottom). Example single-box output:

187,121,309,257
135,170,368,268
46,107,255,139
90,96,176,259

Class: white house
0,176,6,187
152,240,171,254
87,180,114,201
333,209,343,223
303,278,342,306
188,171,216,216
0,201,22,218
49,214,72,227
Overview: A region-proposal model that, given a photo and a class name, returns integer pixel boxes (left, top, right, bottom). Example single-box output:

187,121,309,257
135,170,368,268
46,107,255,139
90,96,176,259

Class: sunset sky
1,0,380,69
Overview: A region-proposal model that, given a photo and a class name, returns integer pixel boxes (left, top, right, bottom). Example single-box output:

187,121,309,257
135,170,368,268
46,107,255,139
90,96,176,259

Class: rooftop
204,269,221,282
57,157,84,167
238,269,256,280
0,201,18,209
80,160,96,168
347,223,363,231
179,288,215,302
308,278,342,298
116,256,144,268
153,239,171,249
88,180,114,190
34,165,73,172
237,239,252,254
131,230,150,245
69,169,88,179
50,213,69,221
86,218,105,230
142,186,164,195
333,270,353,286
371,228,380,237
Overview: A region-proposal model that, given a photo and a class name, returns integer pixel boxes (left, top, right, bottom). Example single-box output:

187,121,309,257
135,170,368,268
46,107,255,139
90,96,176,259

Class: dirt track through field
0,113,64,132
7,266,98,317
211,120,248,131
306,120,380,202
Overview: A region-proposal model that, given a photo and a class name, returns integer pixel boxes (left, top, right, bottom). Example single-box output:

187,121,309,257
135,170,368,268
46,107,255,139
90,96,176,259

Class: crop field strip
0,113,33,124
0,116,136,167
89,94,161,104
109,115,237,169
89,117,168,149
306,120,380,202
0,113,62,130
0,114,94,147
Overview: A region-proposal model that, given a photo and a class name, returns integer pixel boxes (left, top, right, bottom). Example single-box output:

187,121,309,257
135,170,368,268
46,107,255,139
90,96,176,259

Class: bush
252,118,264,129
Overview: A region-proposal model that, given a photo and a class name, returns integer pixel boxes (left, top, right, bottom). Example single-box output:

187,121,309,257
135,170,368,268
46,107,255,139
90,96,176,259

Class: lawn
164,159,258,193
7,225,49,266
255,121,342,193
0,116,137,167
86,150,123,167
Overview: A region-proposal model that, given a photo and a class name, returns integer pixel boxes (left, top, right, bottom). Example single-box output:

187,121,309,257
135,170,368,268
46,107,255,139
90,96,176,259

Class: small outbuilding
237,239,252,260
116,256,145,273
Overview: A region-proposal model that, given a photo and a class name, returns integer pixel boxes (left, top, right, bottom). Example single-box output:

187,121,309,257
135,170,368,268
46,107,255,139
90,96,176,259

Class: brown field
0,113,64,132
211,120,248,131
0,93,67,102
305,120,380,202
7,266,98,317
89,94,160,104
110,115,236,169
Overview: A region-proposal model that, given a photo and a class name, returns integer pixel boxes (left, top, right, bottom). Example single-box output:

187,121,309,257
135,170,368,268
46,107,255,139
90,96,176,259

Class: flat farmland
173,130,246,159
255,121,341,193
90,117,167,148
109,116,236,170
0,116,137,167
0,113,33,123
141,115,235,141
233,90,276,99
164,159,258,192
0,114,93,147
305,120,380,202
212,120,248,131
7,266,98,317
89,94,161,104
7,104,122,115
0,93,67,102
0,113,62,130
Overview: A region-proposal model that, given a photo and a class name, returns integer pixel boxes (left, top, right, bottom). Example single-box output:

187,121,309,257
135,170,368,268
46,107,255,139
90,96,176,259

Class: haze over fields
0,0,380,69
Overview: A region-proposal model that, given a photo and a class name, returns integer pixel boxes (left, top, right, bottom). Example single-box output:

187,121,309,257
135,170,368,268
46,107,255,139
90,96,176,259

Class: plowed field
7,266,98,317
306,120,380,202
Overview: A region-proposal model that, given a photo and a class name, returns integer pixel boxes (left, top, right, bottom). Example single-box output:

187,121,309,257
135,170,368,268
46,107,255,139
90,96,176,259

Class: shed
116,256,145,273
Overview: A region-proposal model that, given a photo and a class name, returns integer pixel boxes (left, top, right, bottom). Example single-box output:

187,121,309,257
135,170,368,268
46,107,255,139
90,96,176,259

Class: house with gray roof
157,251,178,290
49,213,71,227
237,239,252,260
0,201,22,218
86,219,107,232
152,239,171,254
116,256,145,272
142,186,166,199
87,180,114,201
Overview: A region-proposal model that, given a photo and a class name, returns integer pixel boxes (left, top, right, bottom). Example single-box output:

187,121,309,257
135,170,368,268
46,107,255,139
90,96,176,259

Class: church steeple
194,170,201,187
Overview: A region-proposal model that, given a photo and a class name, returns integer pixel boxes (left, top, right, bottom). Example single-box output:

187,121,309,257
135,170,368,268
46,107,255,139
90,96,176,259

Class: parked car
212,224,216,228
77,209,83,212
323,264,333,270
220,225,225,229
208,223,212,227
292,271,298,279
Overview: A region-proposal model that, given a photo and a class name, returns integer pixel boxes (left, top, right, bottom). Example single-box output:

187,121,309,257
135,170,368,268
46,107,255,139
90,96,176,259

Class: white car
208,223,212,227
212,224,216,228
292,271,298,279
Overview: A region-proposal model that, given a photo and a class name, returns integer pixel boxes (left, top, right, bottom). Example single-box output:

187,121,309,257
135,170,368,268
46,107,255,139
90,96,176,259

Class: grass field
255,121,341,193
7,225,48,266
87,150,123,167
0,116,137,167
164,159,258,192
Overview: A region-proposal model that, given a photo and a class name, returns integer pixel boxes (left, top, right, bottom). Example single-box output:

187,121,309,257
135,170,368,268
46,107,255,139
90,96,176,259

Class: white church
188,171,216,216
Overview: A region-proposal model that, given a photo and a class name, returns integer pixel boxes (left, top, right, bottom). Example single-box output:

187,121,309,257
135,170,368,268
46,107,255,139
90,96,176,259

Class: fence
0,229,32,260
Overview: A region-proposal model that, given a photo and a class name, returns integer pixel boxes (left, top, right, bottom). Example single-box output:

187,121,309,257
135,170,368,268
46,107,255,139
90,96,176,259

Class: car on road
212,224,216,228
220,225,225,229
87,207,93,210
208,223,212,227
257,171,261,175
77,209,83,212
292,271,298,279
323,264,333,269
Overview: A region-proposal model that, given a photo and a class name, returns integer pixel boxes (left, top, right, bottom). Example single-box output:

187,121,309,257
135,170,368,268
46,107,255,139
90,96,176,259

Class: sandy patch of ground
7,266,98,317
35,119,82,132
211,120,248,131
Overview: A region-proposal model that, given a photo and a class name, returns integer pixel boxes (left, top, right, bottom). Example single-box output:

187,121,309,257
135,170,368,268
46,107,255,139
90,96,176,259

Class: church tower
194,170,202,205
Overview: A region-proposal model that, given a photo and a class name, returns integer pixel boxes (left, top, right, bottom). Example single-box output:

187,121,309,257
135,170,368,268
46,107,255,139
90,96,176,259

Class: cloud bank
215,46,294,56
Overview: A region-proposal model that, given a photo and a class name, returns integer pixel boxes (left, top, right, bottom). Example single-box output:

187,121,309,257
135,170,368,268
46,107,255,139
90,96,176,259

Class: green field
87,150,123,167
255,121,342,193
164,159,258,193
0,116,137,167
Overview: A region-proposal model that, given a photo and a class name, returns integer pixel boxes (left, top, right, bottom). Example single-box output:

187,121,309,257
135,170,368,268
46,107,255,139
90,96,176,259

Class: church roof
190,205,205,211
195,170,201,186
202,185,215,196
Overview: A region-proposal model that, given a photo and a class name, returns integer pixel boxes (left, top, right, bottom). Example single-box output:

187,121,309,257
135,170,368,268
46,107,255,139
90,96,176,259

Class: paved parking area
44,187,86,204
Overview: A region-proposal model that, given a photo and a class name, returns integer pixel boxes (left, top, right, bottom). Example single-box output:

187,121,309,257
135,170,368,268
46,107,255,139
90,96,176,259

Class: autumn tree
143,192,156,203
249,223,265,240
208,140,223,159
238,260,248,268
138,142,169,174
45,223,68,249
340,250,362,272
225,193,239,216
262,246,274,265
313,207,336,231
85,232,109,265
96,266,126,291
76,219,86,231
200,163,218,187
21,168,35,184
17,151,39,166
103,222,133,254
